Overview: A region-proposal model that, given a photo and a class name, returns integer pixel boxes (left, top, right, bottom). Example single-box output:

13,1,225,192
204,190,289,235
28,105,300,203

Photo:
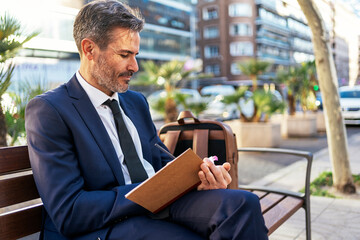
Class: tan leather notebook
125,148,203,213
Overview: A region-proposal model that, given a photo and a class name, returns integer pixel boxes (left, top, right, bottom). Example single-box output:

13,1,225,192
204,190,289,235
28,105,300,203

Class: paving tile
270,233,298,240
315,208,360,229
269,215,305,239
329,198,360,213
295,221,360,240
309,196,335,219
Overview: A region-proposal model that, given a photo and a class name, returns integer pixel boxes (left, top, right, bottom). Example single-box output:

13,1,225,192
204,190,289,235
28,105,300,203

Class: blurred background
1,0,360,146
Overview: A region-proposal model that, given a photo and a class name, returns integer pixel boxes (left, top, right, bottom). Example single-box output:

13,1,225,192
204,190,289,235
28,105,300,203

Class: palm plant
0,13,38,146
238,59,272,90
221,86,249,119
297,61,317,112
252,89,286,122
150,91,208,119
174,92,208,117
5,79,49,145
222,59,284,122
276,61,317,115
136,60,196,122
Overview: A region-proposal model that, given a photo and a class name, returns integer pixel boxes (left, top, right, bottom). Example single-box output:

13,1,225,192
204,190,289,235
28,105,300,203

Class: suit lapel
66,76,125,185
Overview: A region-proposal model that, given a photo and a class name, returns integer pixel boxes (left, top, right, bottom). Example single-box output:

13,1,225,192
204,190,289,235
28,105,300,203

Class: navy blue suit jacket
25,75,172,239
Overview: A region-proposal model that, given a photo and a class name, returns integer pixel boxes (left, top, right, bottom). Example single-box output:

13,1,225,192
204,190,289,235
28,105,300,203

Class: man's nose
127,57,139,73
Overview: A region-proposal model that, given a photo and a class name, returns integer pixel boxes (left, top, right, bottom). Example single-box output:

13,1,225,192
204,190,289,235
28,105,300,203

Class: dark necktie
103,99,148,183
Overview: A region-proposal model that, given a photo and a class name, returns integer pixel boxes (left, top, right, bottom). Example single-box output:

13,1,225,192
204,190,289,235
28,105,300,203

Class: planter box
270,113,288,138
224,120,281,148
287,113,317,137
315,111,326,132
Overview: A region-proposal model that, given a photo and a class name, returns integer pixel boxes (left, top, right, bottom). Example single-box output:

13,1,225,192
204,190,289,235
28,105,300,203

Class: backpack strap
193,129,209,159
162,130,181,155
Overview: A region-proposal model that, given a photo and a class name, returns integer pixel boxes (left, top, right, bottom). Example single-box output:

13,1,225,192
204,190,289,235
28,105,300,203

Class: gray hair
73,0,144,54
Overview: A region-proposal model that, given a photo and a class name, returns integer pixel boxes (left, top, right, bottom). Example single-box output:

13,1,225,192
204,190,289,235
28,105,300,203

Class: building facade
2,0,196,87
124,0,196,62
196,0,314,82
196,0,360,86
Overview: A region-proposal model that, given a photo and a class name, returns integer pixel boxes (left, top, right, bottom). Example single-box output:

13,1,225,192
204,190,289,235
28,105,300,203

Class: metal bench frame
238,147,313,240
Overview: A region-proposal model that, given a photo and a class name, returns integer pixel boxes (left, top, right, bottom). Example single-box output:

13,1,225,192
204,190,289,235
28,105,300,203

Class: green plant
0,13,38,146
4,79,48,145
221,86,249,119
149,90,208,118
135,60,196,122
252,89,286,122
276,61,318,115
222,59,285,122
301,171,360,198
175,92,208,117
238,59,271,90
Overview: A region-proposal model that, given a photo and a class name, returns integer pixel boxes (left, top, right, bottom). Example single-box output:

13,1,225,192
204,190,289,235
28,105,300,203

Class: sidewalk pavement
251,132,360,240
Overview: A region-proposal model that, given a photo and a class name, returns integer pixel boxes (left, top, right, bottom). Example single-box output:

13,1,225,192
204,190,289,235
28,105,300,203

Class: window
204,26,219,39
196,29,201,39
231,62,242,75
205,64,220,75
259,8,286,27
229,3,252,17
230,42,253,56
203,6,218,20
204,45,219,58
230,23,252,36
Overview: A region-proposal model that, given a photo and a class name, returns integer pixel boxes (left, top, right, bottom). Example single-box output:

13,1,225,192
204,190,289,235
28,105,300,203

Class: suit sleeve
25,96,149,237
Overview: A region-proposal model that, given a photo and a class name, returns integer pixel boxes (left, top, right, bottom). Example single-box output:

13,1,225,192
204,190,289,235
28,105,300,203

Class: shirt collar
76,71,119,108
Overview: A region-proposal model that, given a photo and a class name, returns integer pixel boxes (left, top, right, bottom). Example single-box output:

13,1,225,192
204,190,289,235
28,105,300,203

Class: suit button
97,238,101,240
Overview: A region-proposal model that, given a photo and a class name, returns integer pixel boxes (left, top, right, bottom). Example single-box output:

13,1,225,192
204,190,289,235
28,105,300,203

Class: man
25,1,268,239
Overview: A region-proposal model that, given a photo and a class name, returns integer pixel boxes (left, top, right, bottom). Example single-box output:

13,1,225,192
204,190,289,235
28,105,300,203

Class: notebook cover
125,148,203,213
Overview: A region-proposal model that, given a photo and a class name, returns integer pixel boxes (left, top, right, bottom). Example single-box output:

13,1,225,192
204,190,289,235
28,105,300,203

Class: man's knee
216,189,261,209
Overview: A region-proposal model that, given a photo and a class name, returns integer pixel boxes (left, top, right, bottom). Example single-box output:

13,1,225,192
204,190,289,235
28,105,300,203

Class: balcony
256,19,290,36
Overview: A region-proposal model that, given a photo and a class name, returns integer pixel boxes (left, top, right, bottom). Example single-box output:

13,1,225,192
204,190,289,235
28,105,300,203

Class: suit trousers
107,189,268,240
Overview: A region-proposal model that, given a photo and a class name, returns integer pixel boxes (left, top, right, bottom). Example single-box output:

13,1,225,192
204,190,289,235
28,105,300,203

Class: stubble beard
91,54,129,93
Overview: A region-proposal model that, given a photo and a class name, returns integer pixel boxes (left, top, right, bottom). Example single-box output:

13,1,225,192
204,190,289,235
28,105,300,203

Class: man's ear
81,38,96,60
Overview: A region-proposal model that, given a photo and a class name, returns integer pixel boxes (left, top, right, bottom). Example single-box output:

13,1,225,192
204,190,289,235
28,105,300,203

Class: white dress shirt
76,71,155,184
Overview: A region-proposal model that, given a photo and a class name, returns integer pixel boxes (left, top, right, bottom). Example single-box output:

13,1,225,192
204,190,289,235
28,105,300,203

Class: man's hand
197,158,232,191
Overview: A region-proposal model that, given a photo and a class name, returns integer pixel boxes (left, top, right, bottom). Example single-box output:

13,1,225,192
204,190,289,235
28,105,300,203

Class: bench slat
252,190,267,199
0,146,30,174
263,196,304,235
0,205,43,240
0,174,40,208
259,193,285,214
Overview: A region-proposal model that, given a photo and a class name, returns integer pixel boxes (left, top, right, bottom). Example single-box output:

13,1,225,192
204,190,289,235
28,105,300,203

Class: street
238,125,360,184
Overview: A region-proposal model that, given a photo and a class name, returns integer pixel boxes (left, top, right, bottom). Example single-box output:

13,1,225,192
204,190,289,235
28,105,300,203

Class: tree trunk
287,93,296,115
164,97,178,123
297,0,355,193
251,75,257,91
0,107,8,147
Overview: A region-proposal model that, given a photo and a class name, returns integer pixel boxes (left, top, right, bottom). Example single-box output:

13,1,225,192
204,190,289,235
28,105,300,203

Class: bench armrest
237,147,313,207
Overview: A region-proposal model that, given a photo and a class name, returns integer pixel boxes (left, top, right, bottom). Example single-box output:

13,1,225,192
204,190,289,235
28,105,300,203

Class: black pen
154,143,175,159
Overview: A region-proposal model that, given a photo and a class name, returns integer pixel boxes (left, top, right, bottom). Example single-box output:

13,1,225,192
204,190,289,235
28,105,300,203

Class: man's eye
120,54,128,58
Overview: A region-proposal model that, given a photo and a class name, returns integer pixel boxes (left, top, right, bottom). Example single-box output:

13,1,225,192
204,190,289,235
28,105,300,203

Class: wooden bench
238,147,313,240
0,146,312,239
0,146,42,240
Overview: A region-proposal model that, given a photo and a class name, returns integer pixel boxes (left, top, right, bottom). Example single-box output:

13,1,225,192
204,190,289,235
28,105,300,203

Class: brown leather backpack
158,111,238,189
